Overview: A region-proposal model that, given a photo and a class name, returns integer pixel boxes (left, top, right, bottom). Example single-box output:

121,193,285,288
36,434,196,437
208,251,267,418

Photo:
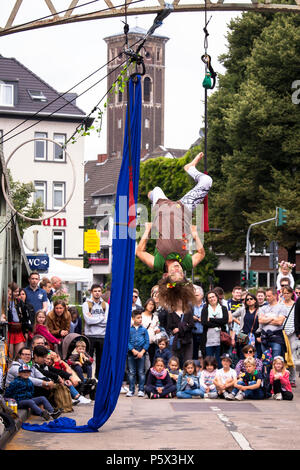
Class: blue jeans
232,380,264,400
18,396,54,415
177,388,204,399
68,385,79,398
205,346,221,368
127,353,146,393
200,386,218,398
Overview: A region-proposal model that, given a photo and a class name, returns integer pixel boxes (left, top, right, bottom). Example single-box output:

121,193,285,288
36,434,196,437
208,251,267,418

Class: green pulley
202,71,212,89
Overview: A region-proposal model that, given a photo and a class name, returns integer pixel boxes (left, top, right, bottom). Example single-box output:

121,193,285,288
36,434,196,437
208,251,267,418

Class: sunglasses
133,295,138,298
246,297,254,301
246,350,254,353
281,284,289,287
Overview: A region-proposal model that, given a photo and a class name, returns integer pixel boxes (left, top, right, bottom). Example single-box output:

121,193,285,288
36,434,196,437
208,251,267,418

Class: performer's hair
158,276,196,312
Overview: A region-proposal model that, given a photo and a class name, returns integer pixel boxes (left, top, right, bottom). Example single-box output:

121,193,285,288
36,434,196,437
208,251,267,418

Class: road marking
209,406,253,451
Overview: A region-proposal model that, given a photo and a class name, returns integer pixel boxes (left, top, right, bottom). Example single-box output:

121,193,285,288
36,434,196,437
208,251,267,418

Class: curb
0,409,29,450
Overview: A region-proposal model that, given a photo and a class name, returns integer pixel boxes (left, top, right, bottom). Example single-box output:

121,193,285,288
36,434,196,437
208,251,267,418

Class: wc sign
26,254,49,271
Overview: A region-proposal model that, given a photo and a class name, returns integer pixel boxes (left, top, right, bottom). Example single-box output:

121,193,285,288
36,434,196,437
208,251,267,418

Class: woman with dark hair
19,288,35,328
46,300,71,341
201,290,229,368
7,282,32,358
160,277,195,368
142,298,160,366
232,293,261,359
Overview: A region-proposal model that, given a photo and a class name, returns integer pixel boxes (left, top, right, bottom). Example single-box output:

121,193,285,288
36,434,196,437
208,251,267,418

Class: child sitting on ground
67,340,94,383
269,356,293,401
153,337,172,366
199,356,218,398
167,356,182,385
4,364,61,420
45,352,90,405
177,360,203,399
228,356,264,401
213,353,237,399
145,358,177,399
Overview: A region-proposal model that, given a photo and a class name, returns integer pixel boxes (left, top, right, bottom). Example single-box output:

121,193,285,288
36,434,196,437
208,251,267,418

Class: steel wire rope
1,35,147,146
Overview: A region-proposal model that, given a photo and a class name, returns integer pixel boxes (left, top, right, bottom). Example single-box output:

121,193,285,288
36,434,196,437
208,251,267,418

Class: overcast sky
1,2,240,160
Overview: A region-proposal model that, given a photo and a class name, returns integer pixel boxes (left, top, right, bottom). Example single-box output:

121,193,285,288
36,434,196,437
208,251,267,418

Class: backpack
50,384,73,413
87,300,106,313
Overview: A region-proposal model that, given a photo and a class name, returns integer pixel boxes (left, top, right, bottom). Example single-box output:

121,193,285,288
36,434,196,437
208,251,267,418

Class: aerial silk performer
22,76,142,433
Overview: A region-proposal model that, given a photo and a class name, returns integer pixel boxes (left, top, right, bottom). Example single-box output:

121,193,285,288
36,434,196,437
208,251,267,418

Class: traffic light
240,270,247,287
249,270,258,287
278,207,287,226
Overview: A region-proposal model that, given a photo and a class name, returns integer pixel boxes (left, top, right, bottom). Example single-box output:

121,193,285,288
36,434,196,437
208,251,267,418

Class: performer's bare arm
136,222,154,269
190,225,205,267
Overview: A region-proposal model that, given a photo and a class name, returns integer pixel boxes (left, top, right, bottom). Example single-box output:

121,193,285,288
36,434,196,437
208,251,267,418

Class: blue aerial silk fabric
22,76,142,433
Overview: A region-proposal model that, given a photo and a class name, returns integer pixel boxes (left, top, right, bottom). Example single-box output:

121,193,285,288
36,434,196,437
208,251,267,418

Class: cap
18,364,32,373
220,353,232,363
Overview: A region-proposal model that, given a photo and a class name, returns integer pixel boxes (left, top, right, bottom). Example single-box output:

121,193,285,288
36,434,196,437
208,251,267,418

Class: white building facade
0,55,91,268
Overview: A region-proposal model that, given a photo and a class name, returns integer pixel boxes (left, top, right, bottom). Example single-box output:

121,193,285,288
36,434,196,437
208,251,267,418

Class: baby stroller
61,333,97,400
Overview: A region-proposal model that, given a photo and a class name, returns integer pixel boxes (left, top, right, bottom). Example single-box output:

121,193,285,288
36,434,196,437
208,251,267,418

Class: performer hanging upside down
136,152,212,280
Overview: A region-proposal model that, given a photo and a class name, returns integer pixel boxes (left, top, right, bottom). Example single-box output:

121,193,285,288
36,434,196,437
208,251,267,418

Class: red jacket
269,370,292,393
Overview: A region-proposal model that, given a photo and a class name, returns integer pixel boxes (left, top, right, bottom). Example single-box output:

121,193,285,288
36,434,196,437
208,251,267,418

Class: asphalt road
5,383,300,451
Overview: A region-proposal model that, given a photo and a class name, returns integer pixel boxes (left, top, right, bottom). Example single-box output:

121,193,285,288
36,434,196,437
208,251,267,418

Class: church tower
104,26,169,158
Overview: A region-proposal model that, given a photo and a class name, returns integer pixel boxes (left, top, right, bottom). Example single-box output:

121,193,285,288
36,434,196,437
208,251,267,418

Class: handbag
236,332,249,345
220,331,232,347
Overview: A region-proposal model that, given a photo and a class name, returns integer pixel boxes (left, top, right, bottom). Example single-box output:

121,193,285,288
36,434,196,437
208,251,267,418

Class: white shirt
215,367,237,385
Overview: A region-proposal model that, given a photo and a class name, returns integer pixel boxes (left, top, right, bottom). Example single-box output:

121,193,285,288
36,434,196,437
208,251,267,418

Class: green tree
8,170,44,236
205,12,300,262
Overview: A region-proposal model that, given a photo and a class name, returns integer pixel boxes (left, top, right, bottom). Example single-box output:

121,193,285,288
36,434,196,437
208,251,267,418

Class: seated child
67,340,93,383
269,355,293,401
199,356,218,398
177,359,204,399
153,337,172,367
4,364,61,420
33,310,61,349
167,356,182,385
145,358,177,399
45,352,90,405
213,353,237,399
228,356,264,400
235,345,263,378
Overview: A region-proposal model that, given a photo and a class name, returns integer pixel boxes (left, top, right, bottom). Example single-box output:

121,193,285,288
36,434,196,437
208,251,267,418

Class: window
0,83,14,106
145,118,150,129
34,181,47,207
53,134,66,161
53,230,65,258
34,132,47,160
157,48,161,61
118,88,123,103
28,90,47,102
53,182,65,209
118,119,122,129
144,77,152,103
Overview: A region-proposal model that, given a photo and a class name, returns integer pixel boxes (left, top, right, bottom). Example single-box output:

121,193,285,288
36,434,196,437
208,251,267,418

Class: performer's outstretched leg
148,187,168,207
180,152,212,213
